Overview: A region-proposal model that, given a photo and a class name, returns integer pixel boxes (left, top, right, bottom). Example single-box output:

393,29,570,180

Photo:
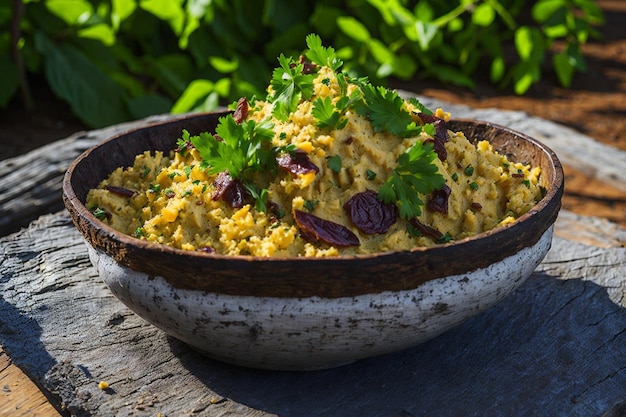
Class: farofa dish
87,35,542,257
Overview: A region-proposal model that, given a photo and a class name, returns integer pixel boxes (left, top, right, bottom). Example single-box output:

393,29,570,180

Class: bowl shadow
168,271,626,417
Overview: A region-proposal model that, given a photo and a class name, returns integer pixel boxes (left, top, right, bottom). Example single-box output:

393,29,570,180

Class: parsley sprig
178,115,279,211
186,115,275,180
269,54,315,121
379,141,445,219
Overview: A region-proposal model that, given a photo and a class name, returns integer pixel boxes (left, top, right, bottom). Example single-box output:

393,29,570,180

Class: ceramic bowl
63,111,563,371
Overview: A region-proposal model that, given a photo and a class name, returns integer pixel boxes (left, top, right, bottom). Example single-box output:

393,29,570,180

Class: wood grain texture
1,348,63,417
1,210,625,416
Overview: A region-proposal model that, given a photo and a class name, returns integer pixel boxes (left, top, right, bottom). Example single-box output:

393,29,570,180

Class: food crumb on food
98,381,109,390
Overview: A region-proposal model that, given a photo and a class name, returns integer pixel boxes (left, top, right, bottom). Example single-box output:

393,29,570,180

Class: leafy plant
1,0,604,128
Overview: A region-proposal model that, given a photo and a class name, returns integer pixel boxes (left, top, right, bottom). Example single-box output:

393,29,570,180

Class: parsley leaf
305,33,343,71
379,141,445,219
355,85,422,137
269,54,315,121
408,97,433,116
188,115,275,181
327,155,342,173
312,97,344,129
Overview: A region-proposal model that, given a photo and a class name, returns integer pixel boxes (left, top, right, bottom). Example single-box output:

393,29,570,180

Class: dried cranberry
410,219,443,240
294,210,360,247
418,113,448,161
344,190,398,234
298,55,317,74
212,171,247,208
106,185,135,198
233,97,248,124
511,173,525,178
470,202,483,211
277,150,319,176
428,184,451,214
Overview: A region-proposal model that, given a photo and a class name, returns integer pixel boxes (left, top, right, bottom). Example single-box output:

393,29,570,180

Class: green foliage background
1,0,604,128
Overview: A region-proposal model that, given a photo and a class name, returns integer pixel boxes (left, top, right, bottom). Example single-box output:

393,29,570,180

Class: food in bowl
86,34,542,257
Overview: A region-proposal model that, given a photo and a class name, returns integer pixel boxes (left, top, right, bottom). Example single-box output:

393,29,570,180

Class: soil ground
1,0,625,227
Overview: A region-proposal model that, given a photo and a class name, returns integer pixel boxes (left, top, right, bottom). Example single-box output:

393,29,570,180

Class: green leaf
139,0,185,35
431,64,475,88
78,23,115,46
379,141,444,219
336,16,371,43
414,21,439,50
472,3,495,27
149,54,194,98
111,0,137,31
490,56,505,83
305,33,343,71
312,97,342,129
532,0,566,23
553,51,575,87
209,56,239,73
355,84,418,136
368,38,395,65
327,155,342,173
515,26,533,61
45,0,94,25
269,54,315,120
34,32,129,128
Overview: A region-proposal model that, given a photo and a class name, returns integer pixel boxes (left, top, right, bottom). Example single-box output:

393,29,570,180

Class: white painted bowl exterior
86,225,553,371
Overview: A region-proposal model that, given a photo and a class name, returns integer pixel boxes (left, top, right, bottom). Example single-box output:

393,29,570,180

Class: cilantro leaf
269,54,315,121
305,33,343,71
378,141,445,219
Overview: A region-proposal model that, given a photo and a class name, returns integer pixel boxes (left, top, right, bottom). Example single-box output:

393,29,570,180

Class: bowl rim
62,112,564,297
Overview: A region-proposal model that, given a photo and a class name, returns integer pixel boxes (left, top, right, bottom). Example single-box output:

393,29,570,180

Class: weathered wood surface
0,209,625,417
1,347,63,416
3,93,626,237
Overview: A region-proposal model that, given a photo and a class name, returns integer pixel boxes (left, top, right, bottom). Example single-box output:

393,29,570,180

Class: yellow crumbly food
87,67,542,257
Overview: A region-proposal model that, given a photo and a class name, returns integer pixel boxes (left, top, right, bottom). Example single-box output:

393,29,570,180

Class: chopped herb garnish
149,184,161,193
437,232,453,243
134,227,144,238
378,141,445,219
92,207,108,221
523,179,531,188
469,182,479,191
366,169,377,180
168,172,178,180
183,165,193,178
303,199,319,212
451,172,459,182
464,165,475,176
327,155,342,173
